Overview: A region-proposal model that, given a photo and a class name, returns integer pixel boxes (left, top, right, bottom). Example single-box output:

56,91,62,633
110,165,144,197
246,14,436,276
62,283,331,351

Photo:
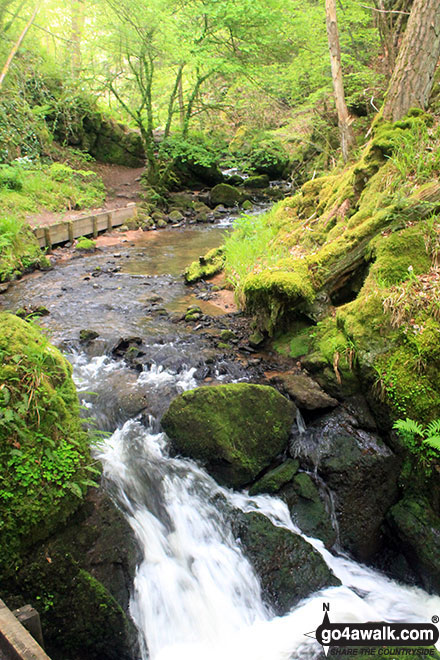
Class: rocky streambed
1,215,440,660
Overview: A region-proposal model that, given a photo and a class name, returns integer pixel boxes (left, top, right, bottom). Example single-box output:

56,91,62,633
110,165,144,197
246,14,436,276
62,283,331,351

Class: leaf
426,419,440,437
423,435,440,451
80,478,99,489
64,482,83,498
393,418,425,438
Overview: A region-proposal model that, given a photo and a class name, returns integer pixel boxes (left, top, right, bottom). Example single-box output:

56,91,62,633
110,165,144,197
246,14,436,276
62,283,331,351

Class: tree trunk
381,0,440,121
325,0,355,162
0,4,39,90
372,0,413,75
70,0,85,74
164,64,184,138
178,74,184,128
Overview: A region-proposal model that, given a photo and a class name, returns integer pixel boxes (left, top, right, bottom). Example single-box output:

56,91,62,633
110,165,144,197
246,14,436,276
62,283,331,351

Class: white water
76,356,440,660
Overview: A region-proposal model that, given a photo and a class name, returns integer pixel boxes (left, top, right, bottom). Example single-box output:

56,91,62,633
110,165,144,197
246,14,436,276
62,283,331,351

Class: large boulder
210,183,246,207
268,371,338,411
387,496,440,593
232,511,340,615
281,472,338,549
2,489,138,660
161,383,296,488
248,459,337,548
291,408,400,561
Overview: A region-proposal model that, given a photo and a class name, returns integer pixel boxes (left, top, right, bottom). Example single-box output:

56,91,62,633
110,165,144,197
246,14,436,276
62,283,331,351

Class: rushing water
72,354,440,660
4,216,440,659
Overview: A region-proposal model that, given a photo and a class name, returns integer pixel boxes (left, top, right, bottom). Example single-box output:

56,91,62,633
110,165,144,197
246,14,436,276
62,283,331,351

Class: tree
70,0,85,74
0,3,39,90
372,0,413,75
381,0,440,121
325,0,355,162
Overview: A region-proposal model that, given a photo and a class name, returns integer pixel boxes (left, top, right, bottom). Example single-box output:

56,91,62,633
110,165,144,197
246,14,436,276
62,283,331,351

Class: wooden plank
43,227,51,251
0,599,51,660
32,205,138,248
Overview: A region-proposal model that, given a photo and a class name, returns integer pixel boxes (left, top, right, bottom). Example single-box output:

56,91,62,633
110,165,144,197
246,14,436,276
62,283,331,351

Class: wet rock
210,183,245,207
162,383,296,488
15,305,50,319
0,282,10,294
232,511,340,615
291,408,400,561
270,372,338,411
386,496,440,592
220,329,237,342
111,337,143,360
224,174,244,186
245,174,270,189
79,329,100,343
249,330,265,348
280,472,337,549
249,459,299,495
242,200,253,211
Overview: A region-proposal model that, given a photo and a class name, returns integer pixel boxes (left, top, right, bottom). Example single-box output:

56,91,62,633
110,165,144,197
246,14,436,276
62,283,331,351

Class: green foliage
159,133,225,170
0,164,23,190
0,160,105,217
224,209,289,295
0,215,43,282
393,417,440,470
0,313,93,573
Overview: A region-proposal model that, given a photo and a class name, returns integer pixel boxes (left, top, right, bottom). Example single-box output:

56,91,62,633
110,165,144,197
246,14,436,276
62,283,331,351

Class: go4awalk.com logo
305,604,439,657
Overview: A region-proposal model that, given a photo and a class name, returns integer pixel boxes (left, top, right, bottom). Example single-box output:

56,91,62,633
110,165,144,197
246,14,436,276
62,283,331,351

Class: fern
393,418,425,438
423,435,440,451
426,419,440,437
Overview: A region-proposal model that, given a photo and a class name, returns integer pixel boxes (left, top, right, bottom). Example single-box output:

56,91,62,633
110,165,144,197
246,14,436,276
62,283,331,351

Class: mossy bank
224,110,440,428
0,312,137,659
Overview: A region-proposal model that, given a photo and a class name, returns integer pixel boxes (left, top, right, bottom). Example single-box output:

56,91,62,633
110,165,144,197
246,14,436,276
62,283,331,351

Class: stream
3,214,440,660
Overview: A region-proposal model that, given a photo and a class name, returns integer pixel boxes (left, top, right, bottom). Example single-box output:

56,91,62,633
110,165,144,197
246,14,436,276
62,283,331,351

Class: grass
224,210,289,297
0,158,105,281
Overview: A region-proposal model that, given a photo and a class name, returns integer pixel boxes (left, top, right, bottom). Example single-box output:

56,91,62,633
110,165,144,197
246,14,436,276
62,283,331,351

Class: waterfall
76,355,440,660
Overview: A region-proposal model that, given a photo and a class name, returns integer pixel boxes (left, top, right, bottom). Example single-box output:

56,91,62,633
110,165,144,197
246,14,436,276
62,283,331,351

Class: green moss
0,217,43,282
0,313,90,573
388,496,440,592
75,236,96,251
248,459,299,495
374,346,440,421
210,183,245,207
162,383,295,487
243,262,314,334
272,324,313,358
369,224,431,286
184,246,225,283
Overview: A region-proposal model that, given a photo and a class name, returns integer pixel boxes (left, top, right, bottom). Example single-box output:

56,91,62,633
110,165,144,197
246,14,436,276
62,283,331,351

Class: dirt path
28,163,145,228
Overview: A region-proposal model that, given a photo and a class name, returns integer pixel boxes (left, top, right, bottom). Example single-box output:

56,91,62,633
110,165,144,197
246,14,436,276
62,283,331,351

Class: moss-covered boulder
280,472,337,549
249,459,299,495
210,183,246,207
0,313,90,571
161,383,296,488
291,408,400,560
245,174,270,189
387,496,440,593
184,246,225,283
232,511,340,614
56,108,145,167
2,490,138,660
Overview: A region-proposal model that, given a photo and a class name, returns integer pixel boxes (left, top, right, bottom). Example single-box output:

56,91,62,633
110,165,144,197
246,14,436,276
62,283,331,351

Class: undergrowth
0,158,105,281
0,313,99,574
